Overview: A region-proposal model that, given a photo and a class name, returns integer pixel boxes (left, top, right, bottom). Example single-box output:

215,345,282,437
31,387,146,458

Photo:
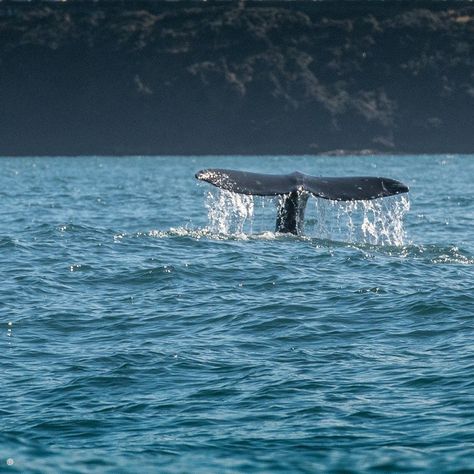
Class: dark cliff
0,1,473,155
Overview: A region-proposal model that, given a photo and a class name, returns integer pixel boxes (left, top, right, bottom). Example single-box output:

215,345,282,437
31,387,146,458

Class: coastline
1,1,473,156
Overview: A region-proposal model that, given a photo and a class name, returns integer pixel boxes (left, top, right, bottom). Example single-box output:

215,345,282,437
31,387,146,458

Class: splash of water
205,189,254,235
203,189,409,245
309,195,410,246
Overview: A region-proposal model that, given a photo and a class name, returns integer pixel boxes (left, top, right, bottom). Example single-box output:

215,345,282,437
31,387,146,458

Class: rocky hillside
0,1,473,155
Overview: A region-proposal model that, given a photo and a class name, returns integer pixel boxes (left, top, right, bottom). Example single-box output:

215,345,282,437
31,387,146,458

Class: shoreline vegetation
1,1,473,156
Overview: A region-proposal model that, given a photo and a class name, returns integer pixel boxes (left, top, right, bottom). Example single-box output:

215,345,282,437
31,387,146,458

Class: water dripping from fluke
203,188,410,246
196,168,410,244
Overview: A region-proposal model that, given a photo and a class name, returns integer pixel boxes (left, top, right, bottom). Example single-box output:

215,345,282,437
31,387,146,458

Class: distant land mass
0,1,473,155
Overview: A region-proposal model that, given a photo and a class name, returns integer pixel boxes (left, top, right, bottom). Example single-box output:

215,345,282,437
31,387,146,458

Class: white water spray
309,195,410,245
205,189,255,235
204,189,409,245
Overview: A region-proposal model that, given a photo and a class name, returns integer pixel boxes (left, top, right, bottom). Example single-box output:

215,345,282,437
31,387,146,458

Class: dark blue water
2,155,474,473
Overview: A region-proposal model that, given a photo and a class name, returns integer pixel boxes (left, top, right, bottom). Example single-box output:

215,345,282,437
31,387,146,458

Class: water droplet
205,189,254,235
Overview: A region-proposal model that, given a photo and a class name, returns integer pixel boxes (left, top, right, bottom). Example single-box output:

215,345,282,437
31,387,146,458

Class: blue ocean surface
1,155,474,473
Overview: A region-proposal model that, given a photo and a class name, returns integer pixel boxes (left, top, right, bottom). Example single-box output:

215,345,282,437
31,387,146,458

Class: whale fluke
195,169,408,201
195,169,409,234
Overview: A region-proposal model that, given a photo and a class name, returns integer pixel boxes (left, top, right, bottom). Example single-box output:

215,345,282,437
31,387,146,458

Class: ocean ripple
2,155,474,473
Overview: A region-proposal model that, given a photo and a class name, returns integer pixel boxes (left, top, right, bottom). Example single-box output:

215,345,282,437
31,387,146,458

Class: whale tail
195,169,409,234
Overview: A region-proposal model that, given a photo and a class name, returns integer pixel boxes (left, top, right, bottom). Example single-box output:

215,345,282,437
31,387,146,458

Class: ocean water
1,155,474,473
